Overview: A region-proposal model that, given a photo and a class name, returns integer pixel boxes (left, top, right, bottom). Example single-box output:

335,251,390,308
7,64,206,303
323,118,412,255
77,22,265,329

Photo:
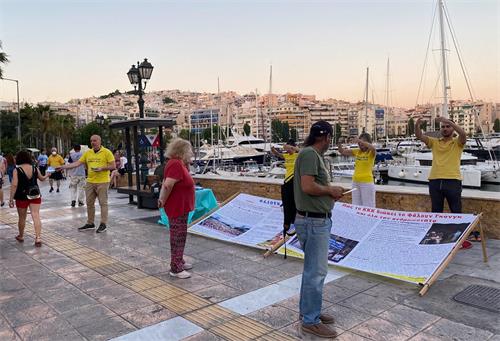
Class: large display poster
189,193,284,250
279,202,477,284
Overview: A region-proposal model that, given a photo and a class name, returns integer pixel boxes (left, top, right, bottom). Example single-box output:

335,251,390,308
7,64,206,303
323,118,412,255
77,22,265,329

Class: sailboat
388,0,484,188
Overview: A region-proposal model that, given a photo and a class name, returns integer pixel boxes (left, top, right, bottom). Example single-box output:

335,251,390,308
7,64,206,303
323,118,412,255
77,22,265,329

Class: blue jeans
295,215,331,325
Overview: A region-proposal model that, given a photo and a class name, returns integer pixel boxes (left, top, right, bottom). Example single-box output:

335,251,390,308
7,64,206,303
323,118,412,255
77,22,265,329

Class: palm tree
0,41,9,78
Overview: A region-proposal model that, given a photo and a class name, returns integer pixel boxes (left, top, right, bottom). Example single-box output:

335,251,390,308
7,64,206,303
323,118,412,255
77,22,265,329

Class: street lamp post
2,78,21,145
127,58,154,120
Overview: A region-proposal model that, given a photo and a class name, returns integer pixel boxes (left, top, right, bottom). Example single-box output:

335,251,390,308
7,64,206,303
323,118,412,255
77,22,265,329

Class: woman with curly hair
158,139,195,279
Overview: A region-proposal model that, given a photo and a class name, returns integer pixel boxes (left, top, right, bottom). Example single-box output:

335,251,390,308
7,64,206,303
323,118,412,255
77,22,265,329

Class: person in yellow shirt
415,116,466,214
338,133,376,207
47,148,65,193
271,139,299,234
59,135,115,233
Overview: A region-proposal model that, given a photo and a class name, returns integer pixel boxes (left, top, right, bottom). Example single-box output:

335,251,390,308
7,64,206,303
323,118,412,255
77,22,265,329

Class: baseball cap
309,120,333,137
287,139,297,146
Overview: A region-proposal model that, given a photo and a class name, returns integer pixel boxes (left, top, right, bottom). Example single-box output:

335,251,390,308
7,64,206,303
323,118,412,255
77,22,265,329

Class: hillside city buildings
1,89,498,141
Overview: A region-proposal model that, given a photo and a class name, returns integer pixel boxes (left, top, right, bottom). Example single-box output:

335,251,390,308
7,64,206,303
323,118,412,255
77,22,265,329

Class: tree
243,123,251,136
0,41,9,79
202,125,225,145
494,118,500,133
407,118,415,136
333,123,342,144
162,97,176,104
290,128,298,141
179,129,190,140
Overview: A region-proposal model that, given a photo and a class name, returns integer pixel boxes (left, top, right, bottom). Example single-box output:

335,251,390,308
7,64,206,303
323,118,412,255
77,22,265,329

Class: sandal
15,235,24,243
34,238,42,247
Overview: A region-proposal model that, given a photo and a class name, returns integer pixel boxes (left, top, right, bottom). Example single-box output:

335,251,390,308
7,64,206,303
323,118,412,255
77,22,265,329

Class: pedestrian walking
68,145,86,207
8,150,51,247
6,153,15,183
158,138,195,279
37,149,48,176
59,135,115,233
293,120,344,338
48,148,65,193
337,133,376,207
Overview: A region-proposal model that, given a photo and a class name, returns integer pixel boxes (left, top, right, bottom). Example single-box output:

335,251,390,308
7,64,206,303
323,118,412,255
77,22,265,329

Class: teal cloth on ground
158,188,218,228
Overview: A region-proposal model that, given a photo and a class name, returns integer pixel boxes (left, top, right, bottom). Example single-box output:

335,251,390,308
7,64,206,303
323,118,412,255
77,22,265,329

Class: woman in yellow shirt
271,139,299,233
47,148,65,193
338,133,376,207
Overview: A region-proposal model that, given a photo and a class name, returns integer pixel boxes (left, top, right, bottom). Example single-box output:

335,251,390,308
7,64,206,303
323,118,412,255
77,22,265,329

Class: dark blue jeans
428,179,462,213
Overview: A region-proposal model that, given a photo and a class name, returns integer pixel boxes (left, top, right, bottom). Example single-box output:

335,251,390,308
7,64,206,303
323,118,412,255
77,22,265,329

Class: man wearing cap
293,120,344,338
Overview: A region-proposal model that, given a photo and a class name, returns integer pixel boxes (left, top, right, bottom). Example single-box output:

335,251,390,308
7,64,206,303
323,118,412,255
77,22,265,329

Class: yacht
228,131,280,152
388,152,482,188
195,144,265,166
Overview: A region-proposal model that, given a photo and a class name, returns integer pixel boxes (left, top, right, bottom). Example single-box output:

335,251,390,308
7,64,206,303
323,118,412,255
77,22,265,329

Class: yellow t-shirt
48,154,65,167
427,137,464,180
352,149,375,183
79,147,115,183
283,152,298,183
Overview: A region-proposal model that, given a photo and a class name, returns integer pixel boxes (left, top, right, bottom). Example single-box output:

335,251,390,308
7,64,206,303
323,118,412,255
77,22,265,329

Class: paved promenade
0,180,499,340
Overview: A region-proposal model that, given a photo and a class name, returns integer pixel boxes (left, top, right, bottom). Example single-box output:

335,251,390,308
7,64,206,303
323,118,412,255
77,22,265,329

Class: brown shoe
301,323,338,338
299,313,335,325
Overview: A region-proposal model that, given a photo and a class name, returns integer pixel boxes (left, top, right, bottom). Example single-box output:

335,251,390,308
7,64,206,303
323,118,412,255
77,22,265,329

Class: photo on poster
257,231,283,249
199,214,250,237
419,223,470,245
328,234,359,263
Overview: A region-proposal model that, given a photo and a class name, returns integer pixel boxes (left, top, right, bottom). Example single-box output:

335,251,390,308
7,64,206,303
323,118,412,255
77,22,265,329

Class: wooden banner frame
185,192,488,297
188,191,241,228
419,213,487,296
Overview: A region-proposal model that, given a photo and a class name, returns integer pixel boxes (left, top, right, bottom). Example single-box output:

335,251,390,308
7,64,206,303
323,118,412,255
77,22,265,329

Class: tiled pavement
0,181,499,340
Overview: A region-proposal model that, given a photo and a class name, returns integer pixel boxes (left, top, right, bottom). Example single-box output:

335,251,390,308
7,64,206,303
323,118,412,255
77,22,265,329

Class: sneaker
96,223,108,233
299,314,335,325
169,270,191,279
301,323,338,338
71,201,76,207
78,201,84,207
56,188,60,193
183,263,193,270
0,202,4,207
78,223,95,231
49,187,54,193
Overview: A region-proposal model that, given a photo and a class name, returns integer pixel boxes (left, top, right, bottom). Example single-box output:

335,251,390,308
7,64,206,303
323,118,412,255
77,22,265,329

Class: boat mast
438,0,450,119
255,88,259,139
268,64,273,148
364,67,369,133
385,58,390,144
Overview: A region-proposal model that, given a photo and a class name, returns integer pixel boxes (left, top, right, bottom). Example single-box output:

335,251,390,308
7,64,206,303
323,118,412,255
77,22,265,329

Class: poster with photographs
189,193,284,249
280,202,478,284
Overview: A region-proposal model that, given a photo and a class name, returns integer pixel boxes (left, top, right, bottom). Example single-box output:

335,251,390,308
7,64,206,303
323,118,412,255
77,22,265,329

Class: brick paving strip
0,212,297,340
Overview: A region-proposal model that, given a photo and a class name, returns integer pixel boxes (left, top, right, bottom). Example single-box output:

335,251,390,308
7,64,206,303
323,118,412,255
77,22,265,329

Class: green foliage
334,123,342,144
99,89,121,99
74,122,104,147
243,123,251,136
407,117,415,136
179,129,190,141
0,40,9,79
162,97,176,104
290,128,298,141
202,125,225,145
271,119,291,142
494,119,500,133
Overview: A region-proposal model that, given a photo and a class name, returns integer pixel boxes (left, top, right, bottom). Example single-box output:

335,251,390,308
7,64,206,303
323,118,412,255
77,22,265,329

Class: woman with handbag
8,150,51,247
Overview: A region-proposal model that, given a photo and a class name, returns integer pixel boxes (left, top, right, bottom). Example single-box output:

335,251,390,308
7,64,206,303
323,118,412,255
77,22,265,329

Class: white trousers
69,176,86,202
352,182,376,208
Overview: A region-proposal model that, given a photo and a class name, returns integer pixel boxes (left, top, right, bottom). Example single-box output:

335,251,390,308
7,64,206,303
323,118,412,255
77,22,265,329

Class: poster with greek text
189,193,284,250
279,202,478,284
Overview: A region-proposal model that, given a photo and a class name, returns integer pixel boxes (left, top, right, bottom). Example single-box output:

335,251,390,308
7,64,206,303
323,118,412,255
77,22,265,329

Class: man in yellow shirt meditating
415,116,466,213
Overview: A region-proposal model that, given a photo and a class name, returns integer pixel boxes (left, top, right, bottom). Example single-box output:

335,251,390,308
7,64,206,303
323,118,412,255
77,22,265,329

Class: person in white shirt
68,145,86,207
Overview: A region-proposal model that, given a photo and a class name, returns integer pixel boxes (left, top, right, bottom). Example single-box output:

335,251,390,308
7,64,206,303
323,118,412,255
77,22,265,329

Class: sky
0,0,498,108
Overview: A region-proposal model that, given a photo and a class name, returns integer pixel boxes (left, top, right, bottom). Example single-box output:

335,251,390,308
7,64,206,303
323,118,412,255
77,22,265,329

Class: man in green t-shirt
293,120,344,338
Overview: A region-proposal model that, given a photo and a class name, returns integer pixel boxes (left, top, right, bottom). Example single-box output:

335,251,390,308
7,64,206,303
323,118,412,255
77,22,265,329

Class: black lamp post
127,58,154,119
